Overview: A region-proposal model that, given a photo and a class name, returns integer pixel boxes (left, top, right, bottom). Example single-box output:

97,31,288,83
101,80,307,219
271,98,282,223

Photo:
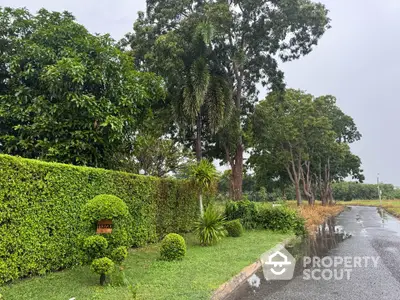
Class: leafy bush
82,194,129,224
91,257,115,275
91,257,115,285
195,205,226,246
160,233,186,261
0,154,199,284
224,200,306,236
224,219,244,237
111,246,128,265
257,206,305,235
83,236,108,260
225,200,258,229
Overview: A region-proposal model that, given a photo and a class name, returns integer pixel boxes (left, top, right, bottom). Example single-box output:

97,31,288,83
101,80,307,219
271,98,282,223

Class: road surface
227,206,400,300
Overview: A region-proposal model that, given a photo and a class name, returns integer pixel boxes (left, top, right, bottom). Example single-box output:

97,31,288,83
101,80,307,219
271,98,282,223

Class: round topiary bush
81,194,129,224
160,233,186,261
91,257,115,285
111,246,128,265
83,235,108,260
224,219,244,237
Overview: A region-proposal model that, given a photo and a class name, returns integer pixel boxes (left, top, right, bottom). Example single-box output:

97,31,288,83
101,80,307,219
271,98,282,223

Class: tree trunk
295,180,302,206
100,274,106,286
195,113,202,162
229,144,243,200
199,191,204,217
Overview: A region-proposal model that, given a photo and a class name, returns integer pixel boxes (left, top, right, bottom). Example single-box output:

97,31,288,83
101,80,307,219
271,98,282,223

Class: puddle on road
226,216,351,300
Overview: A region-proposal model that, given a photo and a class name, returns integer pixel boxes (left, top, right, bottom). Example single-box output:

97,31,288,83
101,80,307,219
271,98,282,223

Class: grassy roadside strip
336,199,400,218
1,231,292,300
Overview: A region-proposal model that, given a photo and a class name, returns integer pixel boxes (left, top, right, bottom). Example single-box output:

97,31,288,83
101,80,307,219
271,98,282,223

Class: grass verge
0,231,291,300
336,199,400,218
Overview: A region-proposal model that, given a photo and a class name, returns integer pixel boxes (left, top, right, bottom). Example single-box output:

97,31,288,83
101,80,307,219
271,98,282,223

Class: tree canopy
250,89,363,205
126,0,331,199
0,7,165,167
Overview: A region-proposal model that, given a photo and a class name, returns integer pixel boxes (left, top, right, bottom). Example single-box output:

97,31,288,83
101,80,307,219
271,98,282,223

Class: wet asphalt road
228,206,400,300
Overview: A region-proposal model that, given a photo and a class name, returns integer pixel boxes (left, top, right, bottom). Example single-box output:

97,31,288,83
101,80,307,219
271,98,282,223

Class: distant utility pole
377,173,382,206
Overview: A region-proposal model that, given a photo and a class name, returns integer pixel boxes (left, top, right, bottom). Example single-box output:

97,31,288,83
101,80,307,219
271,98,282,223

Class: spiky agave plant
195,205,226,246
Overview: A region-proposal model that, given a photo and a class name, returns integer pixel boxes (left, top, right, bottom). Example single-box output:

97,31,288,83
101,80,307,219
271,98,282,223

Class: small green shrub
82,194,129,224
160,233,186,261
91,257,115,285
224,219,244,237
111,246,128,265
195,205,226,246
225,200,258,229
83,235,108,260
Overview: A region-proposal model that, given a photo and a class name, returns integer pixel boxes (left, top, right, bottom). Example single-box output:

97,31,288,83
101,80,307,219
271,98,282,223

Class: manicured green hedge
0,154,198,284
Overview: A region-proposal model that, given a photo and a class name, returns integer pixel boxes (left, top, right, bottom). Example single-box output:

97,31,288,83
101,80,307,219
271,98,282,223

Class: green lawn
0,230,291,300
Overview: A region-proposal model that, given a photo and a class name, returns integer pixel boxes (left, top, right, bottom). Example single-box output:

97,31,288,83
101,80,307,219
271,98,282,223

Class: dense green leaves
0,154,199,284
160,233,187,261
0,8,165,168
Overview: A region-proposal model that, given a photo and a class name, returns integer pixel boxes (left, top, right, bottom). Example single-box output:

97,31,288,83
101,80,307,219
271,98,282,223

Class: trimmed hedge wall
0,154,198,283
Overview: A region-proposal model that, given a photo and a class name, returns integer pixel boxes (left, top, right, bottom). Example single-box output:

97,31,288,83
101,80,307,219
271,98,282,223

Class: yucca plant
195,205,227,246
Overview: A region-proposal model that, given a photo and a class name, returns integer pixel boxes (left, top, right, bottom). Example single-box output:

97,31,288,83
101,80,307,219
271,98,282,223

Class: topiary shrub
195,205,226,246
83,235,108,260
224,219,244,237
160,233,186,261
111,246,128,265
81,194,129,225
91,257,115,285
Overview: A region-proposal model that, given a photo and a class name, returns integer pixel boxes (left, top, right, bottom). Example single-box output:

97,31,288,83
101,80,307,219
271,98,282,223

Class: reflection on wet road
226,206,400,300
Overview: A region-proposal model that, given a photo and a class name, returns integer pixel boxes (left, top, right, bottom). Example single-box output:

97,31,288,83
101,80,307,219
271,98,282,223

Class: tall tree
0,8,165,167
126,0,330,199
251,89,363,206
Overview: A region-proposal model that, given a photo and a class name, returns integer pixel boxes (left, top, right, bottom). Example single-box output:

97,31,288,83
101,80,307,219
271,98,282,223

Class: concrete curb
210,236,297,300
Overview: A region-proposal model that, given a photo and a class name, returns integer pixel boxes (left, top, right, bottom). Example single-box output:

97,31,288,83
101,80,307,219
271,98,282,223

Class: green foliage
190,159,218,191
224,220,243,237
225,201,306,235
111,246,128,265
0,7,165,168
194,205,226,246
333,182,396,201
256,206,306,236
90,257,115,275
225,200,258,229
82,194,129,224
0,154,198,284
83,236,108,260
160,233,187,261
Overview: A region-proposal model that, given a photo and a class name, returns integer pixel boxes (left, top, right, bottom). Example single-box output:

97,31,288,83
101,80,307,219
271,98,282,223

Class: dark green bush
83,236,108,260
111,246,128,265
224,200,306,236
82,194,129,224
160,233,186,261
225,200,258,229
0,154,199,284
224,219,244,237
195,205,226,246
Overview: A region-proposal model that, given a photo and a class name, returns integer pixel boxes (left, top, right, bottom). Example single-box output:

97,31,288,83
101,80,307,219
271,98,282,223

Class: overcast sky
1,0,399,185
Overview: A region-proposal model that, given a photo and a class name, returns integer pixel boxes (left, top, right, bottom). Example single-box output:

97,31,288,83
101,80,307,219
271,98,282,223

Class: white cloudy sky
1,0,400,185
